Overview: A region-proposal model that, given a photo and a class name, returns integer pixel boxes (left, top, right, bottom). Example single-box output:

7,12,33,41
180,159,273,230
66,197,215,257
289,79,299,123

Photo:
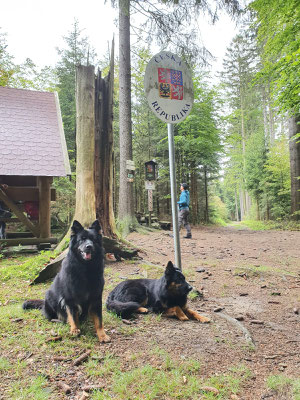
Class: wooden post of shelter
38,176,52,238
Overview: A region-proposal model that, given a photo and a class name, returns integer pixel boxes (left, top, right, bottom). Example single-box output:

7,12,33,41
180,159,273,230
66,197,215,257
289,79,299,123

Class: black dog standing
23,220,110,343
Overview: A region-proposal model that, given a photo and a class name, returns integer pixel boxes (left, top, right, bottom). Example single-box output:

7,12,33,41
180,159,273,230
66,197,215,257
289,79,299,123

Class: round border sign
144,51,194,124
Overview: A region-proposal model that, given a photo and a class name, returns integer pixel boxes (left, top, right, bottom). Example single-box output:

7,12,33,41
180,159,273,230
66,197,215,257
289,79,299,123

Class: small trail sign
144,51,194,124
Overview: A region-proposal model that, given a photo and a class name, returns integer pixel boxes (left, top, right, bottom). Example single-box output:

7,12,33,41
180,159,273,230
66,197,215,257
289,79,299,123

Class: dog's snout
84,240,94,251
188,284,193,292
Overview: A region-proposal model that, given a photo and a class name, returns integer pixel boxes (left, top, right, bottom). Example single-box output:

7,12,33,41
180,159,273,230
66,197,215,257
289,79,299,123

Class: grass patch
0,357,12,371
233,220,300,231
233,264,295,279
8,375,52,400
267,375,300,400
90,356,251,400
0,250,59,282
85,352,121,378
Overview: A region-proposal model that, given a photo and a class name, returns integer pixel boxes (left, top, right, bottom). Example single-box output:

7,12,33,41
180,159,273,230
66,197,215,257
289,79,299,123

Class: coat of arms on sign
158,68,183,100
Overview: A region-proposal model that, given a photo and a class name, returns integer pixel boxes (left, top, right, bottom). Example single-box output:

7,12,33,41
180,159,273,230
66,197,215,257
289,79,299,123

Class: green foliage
0,29,16,86
264,136,291,219
0,28,57,90
209,195,229,226
250,0,300,113
51,176,76,229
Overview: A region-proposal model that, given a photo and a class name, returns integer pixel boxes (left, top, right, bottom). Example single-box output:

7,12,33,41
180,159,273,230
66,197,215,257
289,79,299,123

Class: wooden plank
38,177,52,238
7,232,34,238
4,187,56,201
2,176,36,186
0,188,40,237
0,237,58,247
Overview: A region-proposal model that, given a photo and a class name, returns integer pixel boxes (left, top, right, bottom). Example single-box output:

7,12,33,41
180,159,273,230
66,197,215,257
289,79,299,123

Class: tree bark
94,41,117,238
234,188,239,221
190,166,198,225
74,65,96,226
118,0,134,223
288,114,300,220
204,166,209,223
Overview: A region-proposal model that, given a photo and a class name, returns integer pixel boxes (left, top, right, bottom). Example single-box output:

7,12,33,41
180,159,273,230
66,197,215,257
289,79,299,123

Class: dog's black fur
0,202,12,239
23,220,110,342
106,261,210,323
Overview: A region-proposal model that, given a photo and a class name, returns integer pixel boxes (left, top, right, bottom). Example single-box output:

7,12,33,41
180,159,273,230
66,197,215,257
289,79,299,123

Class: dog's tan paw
179,315,189,321
70,327,81,336
196,315,210,323
98,333,111,343
137,307,148,313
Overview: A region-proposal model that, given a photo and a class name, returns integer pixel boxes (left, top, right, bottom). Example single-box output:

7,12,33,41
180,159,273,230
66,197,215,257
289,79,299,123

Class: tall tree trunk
240,89,250,217
262,86,269,145
118,0,134,225
267,84,275,146
190,165,198,225
74,65,96,226
288,114,300,220
204,166,209,223
234,188,239,221
94,41,117,238
239,186,245,220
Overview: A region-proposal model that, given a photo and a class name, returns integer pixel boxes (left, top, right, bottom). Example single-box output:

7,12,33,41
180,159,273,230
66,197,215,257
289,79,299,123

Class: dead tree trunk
289,114,300,220
74,65,96,226
94,41,117,238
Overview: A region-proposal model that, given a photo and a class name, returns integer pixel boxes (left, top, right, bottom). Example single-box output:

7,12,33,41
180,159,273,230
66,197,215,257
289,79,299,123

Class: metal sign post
167,123,181,269
144,51,194,270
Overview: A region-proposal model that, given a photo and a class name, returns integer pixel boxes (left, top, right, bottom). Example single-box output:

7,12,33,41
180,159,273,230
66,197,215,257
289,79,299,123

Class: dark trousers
178,209,191,235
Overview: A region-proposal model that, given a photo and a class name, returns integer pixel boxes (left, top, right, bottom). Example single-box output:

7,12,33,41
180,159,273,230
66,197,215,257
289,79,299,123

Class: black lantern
145,160,157,181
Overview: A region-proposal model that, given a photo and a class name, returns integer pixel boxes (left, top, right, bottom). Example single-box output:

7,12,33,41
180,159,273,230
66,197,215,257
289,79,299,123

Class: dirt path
121,225,300,399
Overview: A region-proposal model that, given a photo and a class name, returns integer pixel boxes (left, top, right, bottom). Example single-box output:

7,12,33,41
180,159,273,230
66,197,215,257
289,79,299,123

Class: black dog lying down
0,202,12,239
23,220,110,343
106,261,210,323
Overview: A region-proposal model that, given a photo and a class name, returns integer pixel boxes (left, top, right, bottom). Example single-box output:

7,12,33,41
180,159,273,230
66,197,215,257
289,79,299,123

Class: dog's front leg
182,307,210,323
89,304,110,343
164,306,189,321
66,306,80,336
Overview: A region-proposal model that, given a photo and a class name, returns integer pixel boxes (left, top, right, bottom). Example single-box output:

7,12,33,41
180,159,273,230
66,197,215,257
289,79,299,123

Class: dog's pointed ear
165,261,175,278
90,220,101,234
71,220,84,235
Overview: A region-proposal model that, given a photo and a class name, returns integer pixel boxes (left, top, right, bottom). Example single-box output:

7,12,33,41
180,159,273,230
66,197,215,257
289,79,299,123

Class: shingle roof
0,87,71,176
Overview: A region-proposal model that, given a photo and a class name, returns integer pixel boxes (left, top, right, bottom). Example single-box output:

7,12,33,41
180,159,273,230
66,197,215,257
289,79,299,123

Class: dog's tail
22,299,45,310
106,298,141,318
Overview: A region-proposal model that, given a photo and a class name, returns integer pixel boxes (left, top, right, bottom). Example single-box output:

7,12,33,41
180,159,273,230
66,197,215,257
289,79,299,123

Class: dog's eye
81,236,87,241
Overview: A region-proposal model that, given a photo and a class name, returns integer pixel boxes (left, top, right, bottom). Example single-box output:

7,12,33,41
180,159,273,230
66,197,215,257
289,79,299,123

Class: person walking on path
177,183,192,239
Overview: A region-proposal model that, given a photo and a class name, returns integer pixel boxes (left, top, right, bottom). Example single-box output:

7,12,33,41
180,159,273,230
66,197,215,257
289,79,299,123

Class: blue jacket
177,190,190,210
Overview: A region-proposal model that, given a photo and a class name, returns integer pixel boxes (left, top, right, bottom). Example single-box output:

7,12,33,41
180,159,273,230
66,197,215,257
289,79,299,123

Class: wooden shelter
0,87,71,247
